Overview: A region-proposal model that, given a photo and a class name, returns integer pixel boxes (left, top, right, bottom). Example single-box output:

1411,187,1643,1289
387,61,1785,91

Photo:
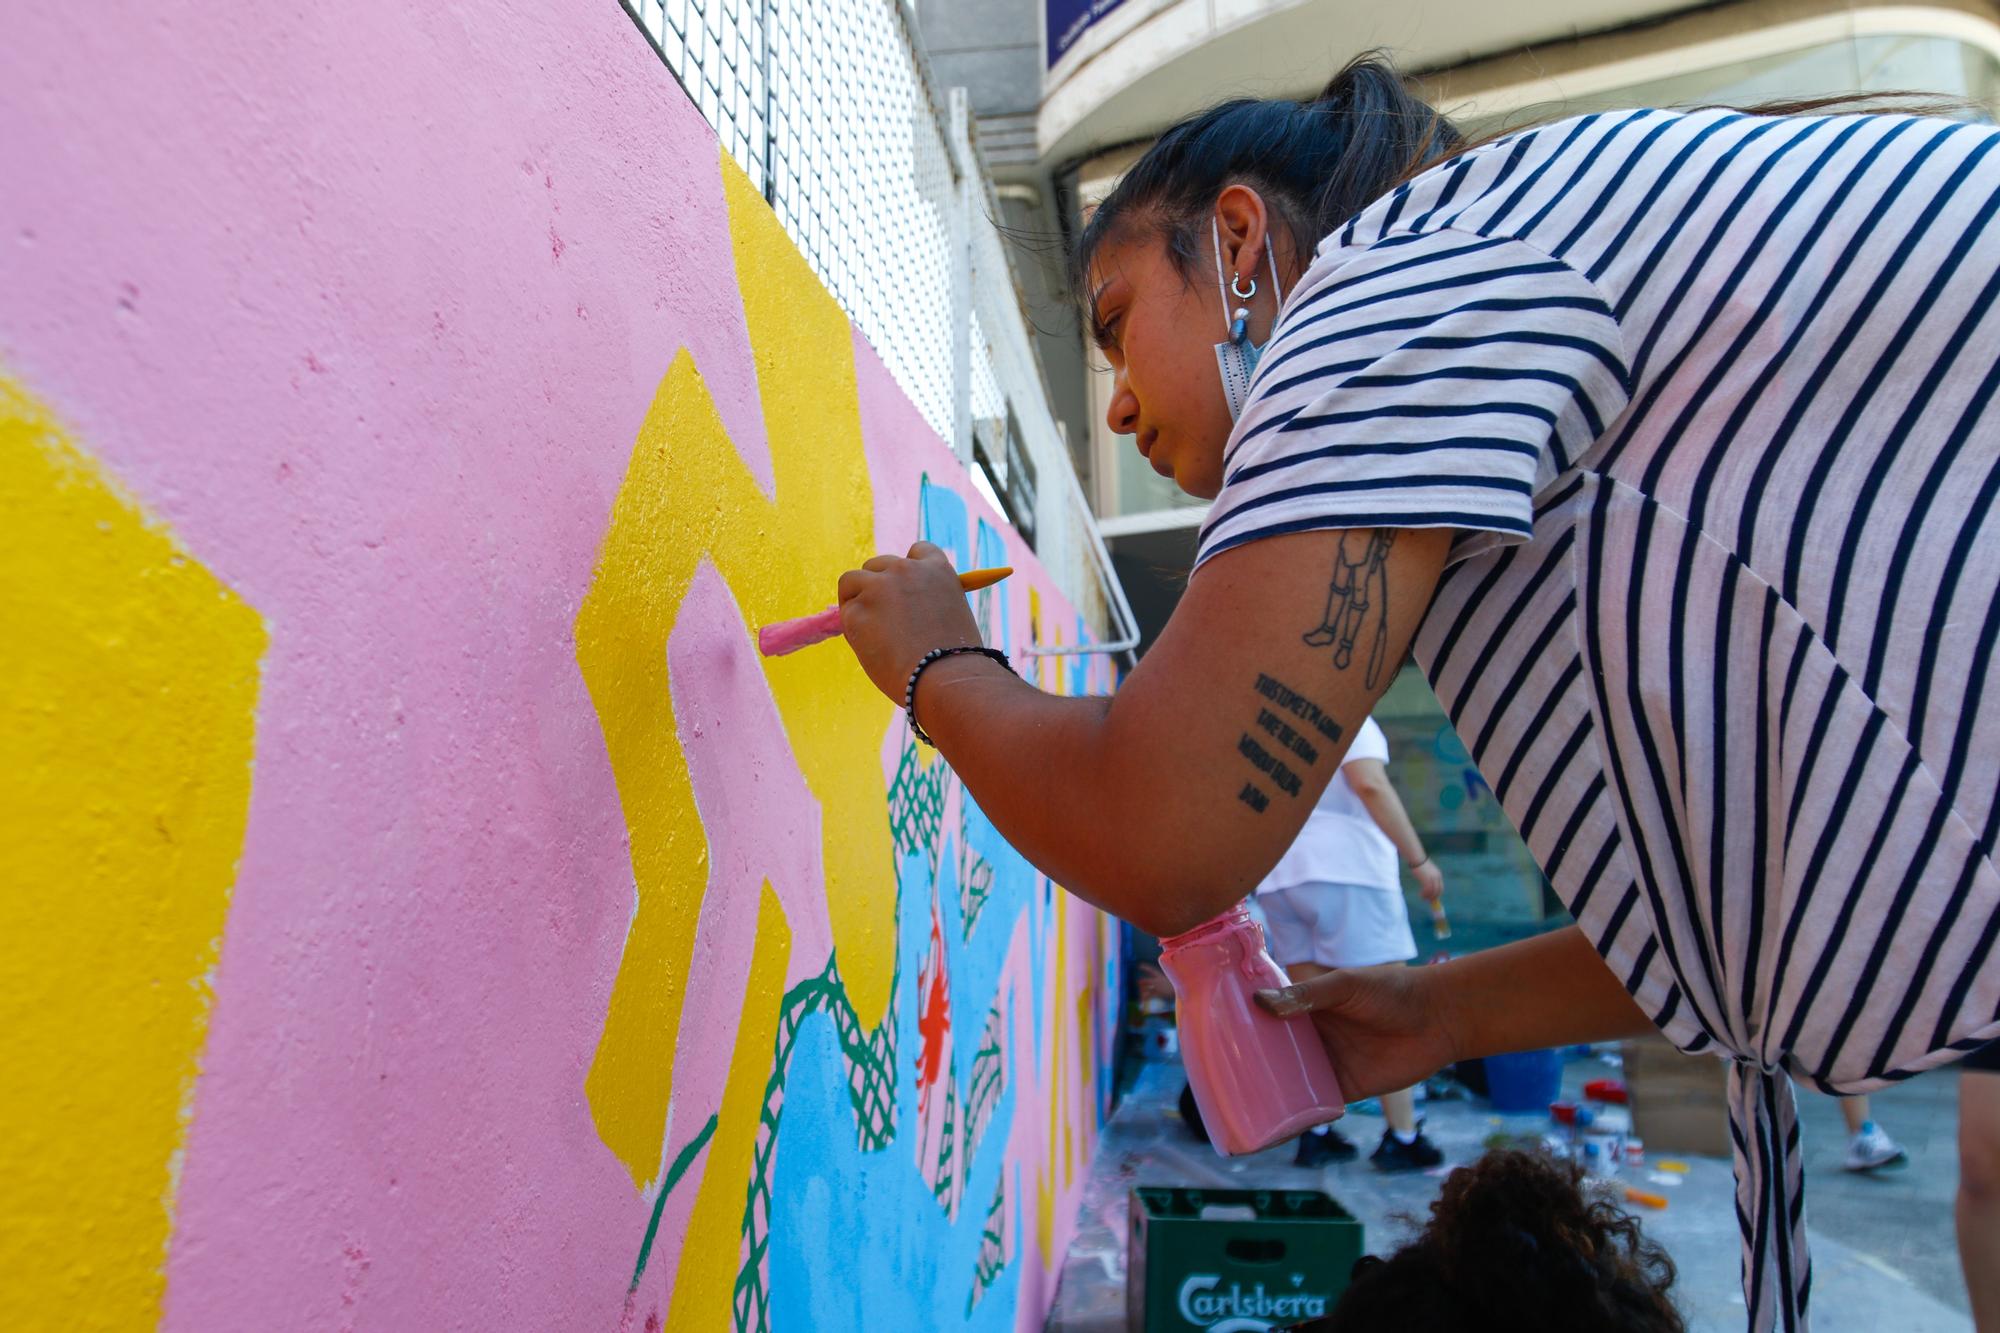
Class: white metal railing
620,0,1138,659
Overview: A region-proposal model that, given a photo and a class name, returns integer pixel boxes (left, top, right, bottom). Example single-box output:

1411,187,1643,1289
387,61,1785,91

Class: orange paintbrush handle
757,565,1013,657
955,565,1012,592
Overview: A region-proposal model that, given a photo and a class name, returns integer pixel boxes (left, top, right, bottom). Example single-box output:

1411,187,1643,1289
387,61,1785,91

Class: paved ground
1048,1051,1972,1331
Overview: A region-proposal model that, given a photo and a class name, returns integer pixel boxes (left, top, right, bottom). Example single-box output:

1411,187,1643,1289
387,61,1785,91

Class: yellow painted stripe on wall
578,148,893,1184
0,374,265,1329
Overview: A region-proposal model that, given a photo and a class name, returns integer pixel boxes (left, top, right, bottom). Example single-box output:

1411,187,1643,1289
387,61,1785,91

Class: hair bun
1313,49,1400,108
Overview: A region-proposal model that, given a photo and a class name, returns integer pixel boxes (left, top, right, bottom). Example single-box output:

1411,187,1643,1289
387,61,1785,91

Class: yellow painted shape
1036,895,1069,1269
576,148,896,1184
0,375,265,1328
668,882,791,1330
1072,982,1094,1183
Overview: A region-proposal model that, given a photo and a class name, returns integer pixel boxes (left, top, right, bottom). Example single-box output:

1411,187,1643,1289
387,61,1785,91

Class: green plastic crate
1127,1186,1364,1331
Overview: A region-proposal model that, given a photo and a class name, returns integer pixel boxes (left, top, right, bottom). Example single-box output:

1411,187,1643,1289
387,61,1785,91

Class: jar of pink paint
1159,903,1345,1155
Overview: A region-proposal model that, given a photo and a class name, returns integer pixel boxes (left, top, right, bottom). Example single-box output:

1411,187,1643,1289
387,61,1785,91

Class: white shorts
1252,881,1417,970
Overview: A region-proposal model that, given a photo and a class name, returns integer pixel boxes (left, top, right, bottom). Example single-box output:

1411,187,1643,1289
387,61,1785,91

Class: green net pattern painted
966,1175,1008,1315
964,1001,1005,1157
888,731,947,873
732,957,900,1333
957,816,995,943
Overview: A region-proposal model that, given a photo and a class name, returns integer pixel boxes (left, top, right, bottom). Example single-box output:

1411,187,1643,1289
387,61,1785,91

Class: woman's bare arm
837,526,1452,937
1345,759,1427,870
1433,925,1659,1054
1258,925,1659,1100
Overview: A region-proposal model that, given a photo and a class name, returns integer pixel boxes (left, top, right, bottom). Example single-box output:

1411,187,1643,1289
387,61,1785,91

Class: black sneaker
1294,1126,1359,1167
1370,1127,1444,1172
1177,1083,1210,1146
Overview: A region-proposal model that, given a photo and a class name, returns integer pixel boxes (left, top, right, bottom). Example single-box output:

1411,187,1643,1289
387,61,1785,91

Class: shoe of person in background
1844,1121,1909,1172
1371,1124,1445,1172
1294,1125,1359,1167
1178,1082,1210,1147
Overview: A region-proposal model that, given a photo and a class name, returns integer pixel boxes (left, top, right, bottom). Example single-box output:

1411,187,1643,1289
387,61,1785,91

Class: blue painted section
937,821,1026,1072
963,800,1037,937
761,482,1110,1330
763,1006,1020,1331
921,479,973,569
974,519,1011,647
767,802,1027,1331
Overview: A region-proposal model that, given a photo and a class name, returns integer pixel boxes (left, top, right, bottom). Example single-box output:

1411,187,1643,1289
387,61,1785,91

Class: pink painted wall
0,3,1117,1329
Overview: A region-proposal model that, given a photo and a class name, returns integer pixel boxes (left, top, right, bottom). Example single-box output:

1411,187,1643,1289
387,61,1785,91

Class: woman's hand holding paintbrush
759,541,1008,674
824,543,1011,701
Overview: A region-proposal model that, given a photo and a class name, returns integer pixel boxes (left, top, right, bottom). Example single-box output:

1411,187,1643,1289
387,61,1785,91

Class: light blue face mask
1212,217,1286,421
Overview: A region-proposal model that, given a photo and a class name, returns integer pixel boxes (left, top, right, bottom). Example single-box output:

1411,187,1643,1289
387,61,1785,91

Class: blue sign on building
1046,0,1129,68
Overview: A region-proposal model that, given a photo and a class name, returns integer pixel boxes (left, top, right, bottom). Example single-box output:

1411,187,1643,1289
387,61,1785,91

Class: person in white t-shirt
1250,714,1446,1170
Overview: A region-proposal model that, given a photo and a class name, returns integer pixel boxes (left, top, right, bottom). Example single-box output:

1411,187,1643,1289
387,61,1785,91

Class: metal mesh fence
629,0,769,193
619,0,1135,653
768,1,958,440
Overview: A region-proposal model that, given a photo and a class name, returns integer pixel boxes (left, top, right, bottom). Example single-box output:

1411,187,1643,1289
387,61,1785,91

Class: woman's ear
1212,183,1271,285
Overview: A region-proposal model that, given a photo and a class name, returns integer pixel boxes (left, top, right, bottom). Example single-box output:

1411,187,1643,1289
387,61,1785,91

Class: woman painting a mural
835,55,2000,1329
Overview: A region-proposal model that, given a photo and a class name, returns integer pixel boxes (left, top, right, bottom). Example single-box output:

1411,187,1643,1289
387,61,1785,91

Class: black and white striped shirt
1197,108,2000,1330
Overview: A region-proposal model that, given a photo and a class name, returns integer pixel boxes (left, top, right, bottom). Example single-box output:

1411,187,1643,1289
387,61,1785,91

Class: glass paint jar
1159,903,1345,1155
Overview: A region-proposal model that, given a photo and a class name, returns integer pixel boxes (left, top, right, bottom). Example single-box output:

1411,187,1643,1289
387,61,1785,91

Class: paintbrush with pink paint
757,565,1014,657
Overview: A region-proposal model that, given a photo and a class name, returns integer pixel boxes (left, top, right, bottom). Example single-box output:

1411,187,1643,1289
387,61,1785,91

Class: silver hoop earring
1230,272,1257,300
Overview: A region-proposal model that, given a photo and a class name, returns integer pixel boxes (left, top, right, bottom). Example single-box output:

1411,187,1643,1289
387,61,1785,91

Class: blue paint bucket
1482,1048,1563,1113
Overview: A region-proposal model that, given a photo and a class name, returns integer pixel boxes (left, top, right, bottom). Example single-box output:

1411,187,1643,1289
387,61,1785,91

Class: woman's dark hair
1296,1148,1684,1333
1070,51,1461,314
1069,48,1976,324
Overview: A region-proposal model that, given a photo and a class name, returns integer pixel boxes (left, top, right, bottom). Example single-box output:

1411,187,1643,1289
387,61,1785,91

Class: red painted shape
915,898,952,1116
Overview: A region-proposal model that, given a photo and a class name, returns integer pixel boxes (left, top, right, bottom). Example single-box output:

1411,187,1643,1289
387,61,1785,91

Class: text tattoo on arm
1232,528,1395,818
1303,528,1397,689
1235,673,1345,815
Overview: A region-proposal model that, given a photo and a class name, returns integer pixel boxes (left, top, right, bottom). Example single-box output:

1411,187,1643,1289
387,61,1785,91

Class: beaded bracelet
904,645,1013,746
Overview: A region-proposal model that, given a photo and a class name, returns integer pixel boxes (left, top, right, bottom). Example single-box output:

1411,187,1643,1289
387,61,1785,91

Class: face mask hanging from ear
1213,217,1286,422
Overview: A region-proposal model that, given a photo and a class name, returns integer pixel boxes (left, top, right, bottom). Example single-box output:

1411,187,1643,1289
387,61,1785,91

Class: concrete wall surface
0,3,1120,1330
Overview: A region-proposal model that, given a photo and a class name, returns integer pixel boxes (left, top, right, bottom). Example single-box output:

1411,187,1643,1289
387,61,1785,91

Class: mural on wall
579,157,1120,1332
0,3,1118,1331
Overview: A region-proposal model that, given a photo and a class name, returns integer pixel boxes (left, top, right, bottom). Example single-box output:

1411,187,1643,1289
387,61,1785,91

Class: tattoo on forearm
1237,733,1303,797
1302,528,1397,689
1236,675,1340,812
1254,708,1320,765
1253,673,1344,746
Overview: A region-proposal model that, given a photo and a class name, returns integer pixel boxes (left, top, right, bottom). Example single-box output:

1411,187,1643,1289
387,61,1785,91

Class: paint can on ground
1583,1131,1624,1176
1482,1048,1564,1113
